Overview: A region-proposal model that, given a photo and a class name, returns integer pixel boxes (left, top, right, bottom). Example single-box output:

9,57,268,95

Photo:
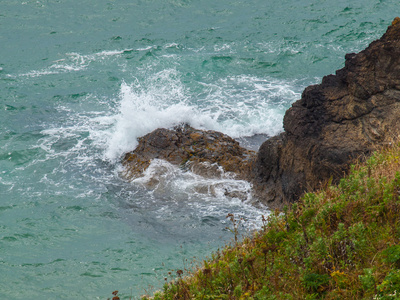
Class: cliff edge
253,17,400,208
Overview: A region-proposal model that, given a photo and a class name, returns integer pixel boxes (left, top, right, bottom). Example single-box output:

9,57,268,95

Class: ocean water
0,0,398,298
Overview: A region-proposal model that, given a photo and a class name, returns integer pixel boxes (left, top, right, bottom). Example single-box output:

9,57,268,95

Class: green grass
142,141,400,299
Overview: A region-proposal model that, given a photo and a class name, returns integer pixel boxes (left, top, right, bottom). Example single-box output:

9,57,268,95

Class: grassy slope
143,141,400,300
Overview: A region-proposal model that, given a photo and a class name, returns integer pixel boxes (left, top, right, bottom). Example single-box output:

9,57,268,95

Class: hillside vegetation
143,140,400,299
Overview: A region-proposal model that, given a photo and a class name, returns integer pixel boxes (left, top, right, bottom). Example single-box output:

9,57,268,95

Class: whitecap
16,48,132,78
104,68,302,160
104,70,220,161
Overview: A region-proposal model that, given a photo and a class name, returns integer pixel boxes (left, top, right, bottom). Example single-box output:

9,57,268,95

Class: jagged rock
253,17,400,208
122,124,256,180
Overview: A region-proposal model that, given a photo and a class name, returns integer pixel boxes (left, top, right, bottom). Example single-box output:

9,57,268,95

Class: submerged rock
122,124,256,181
253,17,400,208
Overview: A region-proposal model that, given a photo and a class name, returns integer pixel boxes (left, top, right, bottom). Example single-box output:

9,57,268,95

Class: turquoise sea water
0,1,398,298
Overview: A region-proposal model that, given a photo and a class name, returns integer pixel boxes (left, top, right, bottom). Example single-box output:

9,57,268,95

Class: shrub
303,273,330,293
383,245,400,268
377,270,400,297
359,268,375,292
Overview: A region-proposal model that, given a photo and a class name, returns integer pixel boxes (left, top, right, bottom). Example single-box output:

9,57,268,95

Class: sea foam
104,68,301,161
104,69,218,161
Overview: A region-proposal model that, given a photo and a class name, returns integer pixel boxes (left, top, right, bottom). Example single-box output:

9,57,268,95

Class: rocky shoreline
123,18,400,209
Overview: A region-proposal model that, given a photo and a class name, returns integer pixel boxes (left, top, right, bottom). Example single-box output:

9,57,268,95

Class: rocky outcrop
123,18,400,209
253,17,400,208
122,124,256,180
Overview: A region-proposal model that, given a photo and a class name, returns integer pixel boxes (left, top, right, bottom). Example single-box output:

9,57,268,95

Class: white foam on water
19,69,60,78
104,69,220,162
214,43,235,52
104,68,301,161
134,159,252,201
164,43,180,49
0,176,15,191
137,45,157,51
17,49,132,78
197,74,301,138
37,95,117,180
130,159,267,229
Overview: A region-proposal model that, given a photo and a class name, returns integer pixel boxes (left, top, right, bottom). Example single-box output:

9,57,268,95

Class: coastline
136,18,400,299
123,18,400,211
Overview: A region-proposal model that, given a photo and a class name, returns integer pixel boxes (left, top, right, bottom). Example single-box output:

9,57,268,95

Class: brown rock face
122,124,256,180
253,18,400,208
